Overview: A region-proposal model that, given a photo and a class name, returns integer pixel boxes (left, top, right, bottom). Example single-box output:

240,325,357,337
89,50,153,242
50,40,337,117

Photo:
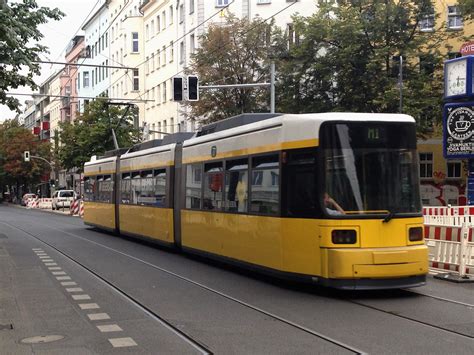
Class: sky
0,0,99,122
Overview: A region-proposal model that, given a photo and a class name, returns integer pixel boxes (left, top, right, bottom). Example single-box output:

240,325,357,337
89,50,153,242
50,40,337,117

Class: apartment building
108,0,144,130
140,0,317,138
78,0,111,112
42,71,62,144
61,35,85,123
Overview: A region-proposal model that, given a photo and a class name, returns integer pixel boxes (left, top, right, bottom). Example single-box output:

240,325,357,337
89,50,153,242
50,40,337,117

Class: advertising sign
443,102,474,159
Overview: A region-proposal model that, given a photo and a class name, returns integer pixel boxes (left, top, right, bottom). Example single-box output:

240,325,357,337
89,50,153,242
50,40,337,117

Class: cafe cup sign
443,103,474,159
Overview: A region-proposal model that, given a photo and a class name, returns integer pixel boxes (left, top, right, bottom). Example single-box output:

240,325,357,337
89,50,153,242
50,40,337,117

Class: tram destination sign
443,102,474,159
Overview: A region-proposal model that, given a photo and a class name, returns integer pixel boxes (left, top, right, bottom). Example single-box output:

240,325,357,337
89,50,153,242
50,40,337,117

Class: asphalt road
0,204,473,354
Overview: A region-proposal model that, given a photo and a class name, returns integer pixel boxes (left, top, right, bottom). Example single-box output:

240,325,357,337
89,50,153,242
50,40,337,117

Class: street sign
24,151,30,162
443,102,474,159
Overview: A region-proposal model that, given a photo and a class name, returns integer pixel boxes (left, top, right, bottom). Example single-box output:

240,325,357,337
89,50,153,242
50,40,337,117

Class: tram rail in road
3,220,367,355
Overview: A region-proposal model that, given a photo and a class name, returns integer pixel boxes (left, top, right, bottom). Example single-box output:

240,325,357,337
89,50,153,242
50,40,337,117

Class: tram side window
139,170,154,206
250,154,279,215
154,169,166,207
203,162,224,210
185,164,202,209
84,176,96,202
284,150,318,217
95,175,104,201
98,174,113,203
225,158,248,213
121,173,131,204
131,171,141,204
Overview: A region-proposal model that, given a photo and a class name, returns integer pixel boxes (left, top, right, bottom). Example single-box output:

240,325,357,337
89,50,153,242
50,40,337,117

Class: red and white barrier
70,199,80,215
423,206,474,226
79,200,84,218
424,224,474,277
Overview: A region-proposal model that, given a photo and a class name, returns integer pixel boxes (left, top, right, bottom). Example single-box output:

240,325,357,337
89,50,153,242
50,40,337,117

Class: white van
52,190,76,210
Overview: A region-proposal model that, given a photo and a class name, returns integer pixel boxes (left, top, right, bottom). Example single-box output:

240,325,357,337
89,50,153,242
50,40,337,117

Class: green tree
58,100,140,171
276,0,456,134
458,0,474,20
0,119,51,193
0,0,63,111
187,16,284,123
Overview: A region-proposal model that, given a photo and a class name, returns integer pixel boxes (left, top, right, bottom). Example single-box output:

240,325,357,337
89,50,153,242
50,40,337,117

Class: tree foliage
58,100,140,172
275,0,457,135
187,16,283,123
0,119,51,189
0,0,63,112
458,0,474,20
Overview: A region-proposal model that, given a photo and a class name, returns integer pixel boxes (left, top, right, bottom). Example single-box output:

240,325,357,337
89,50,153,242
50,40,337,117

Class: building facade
78,0,111,112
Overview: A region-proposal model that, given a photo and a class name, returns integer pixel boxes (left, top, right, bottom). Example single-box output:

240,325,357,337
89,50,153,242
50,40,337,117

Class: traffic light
172,76,183,101
24,151,30,162
188,75,199,101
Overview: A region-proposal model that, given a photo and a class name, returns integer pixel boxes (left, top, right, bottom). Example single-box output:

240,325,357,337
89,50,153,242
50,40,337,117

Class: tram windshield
321,122,421,217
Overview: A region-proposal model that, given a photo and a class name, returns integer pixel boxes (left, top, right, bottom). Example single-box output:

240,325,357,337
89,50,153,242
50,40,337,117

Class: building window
170,117,174,133
151,53,155,71
157,15,161,32
151,20,155,37
190,34,195,53
420,9,434,31
83,71,90,87
162,11,166,29
447,161,462,178
170,41,174,62
169,5,173,24
146,24,149,40
180,41,185,63
105,32,108,48
133,69,139,91
419,152,433,178
157,85,161,104
145,56,149,74
190,0,195,14
447,6,463,29
216,0,230,7
156,49,160,68
132,32,139,52
180,4,185,23
162,45,166,65
162,82,167,102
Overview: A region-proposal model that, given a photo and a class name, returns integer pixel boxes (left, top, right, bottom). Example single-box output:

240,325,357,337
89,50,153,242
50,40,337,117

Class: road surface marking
42,259,54,263
97,324,122,333
72,294,91,301
52,271,66,275
32,248,43,251
48,267,62,270
56,276,71,280
61,281,77,286
79,303,100,310
88,313,110,321
108,337,137,347
39,256,50,259
45,263,57,266
66,287,83,293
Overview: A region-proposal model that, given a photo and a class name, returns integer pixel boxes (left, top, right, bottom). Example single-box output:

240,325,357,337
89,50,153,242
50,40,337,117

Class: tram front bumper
325,245,428,279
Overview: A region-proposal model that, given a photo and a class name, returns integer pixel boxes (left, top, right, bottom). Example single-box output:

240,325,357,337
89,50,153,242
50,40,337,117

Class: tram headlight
331,230,357,244
409,227,424,242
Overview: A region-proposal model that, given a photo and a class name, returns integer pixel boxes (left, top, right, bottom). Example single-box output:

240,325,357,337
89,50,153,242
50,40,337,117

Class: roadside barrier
79,200,84,218
38,198,52,209
423,206,474,226
70,199,80,216
424,223,474,281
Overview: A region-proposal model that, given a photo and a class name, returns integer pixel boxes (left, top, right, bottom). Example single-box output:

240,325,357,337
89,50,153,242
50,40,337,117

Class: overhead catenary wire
6,92,152,103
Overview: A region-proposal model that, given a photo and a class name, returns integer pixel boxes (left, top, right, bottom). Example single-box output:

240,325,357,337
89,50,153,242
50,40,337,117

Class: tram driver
324,193,345,215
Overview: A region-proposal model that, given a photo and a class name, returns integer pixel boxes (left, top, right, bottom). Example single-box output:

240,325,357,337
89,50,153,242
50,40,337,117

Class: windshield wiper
383,209,398,223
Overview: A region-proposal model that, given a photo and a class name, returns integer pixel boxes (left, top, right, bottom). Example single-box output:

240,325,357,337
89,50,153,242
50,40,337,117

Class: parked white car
52,190,76,210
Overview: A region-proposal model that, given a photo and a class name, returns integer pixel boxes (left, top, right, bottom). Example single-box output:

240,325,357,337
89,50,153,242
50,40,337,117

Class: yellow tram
84,113,428,289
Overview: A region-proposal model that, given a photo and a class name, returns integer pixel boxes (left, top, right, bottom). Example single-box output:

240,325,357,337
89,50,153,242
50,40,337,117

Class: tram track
2,217,365,355
4,207,473,351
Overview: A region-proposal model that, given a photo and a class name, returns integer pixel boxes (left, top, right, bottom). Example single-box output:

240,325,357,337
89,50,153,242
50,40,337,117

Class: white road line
66,287,83,293
52,271,67,275
108,337,137,347
79,303,100,310
61,281,77,286
32,248,43,251
42,259,54,263
45,263,57,266
56,276,71,280
87,313,110,321
48,267,62,270
97,324,122,333
39,256,50,259
72,294,91,301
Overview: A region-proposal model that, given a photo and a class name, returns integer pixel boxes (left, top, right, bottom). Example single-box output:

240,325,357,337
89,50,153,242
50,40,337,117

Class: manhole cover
20,335,64,344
